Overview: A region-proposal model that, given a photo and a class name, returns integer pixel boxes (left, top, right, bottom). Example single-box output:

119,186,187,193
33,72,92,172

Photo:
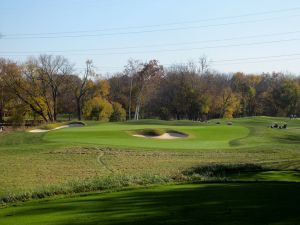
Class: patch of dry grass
1,146,300,195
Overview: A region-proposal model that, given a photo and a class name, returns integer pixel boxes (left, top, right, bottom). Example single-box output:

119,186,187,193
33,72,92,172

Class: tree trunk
0,106,3,123
128,77,133,120
53,95,57,122
134,104,140,120
76,98,82,121
134,93,143,120
0,87,3,123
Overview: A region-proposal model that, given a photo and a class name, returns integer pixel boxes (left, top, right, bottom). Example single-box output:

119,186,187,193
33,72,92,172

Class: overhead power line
15,53,300,73
3,37,300,57
213,56,300,66
2,30,300,54
22,53,300,76
211,53,300,63
77,56,300,73
3,6,300,38
75,53,300,70
2,14,300,40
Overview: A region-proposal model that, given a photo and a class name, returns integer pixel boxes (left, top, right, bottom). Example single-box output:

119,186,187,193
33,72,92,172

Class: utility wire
213,56,300,66
71,53,300,71
4,6,300,37
211,53,300,63
39,53,300,72
2,30,300,54
3,37,300,56
2,14,300,40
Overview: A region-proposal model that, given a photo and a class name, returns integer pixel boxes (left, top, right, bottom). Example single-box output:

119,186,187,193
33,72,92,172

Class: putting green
43,122,249,150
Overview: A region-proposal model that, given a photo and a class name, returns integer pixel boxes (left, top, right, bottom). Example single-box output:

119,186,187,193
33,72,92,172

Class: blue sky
1,0,300,75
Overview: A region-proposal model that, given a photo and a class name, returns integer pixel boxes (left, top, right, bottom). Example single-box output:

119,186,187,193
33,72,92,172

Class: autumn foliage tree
1,55,300,125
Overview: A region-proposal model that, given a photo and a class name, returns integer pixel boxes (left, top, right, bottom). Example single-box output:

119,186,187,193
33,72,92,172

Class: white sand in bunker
133,132,188,140
29,124,84,133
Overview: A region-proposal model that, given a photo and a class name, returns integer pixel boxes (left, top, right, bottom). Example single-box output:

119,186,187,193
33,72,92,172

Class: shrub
110,102,126,122
83,97,113,121
159,107,172,120
8,104,30,127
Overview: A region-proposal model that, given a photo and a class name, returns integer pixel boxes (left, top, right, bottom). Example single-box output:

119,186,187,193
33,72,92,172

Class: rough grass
0,117,299,202
2,162,300,205
0,174,172,205
2,146,300,197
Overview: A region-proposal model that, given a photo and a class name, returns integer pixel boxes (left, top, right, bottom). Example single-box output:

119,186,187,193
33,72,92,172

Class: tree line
0,55,299,125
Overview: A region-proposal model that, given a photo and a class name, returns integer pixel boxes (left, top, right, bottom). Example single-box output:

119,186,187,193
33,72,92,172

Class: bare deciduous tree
37,55,73,121
124,59,143,120
133,60,164,120
72,60,95,120
199,55,210,75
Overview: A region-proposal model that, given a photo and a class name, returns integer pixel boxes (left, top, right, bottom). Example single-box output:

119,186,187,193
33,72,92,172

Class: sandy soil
133,132,188,140
29,124,84,133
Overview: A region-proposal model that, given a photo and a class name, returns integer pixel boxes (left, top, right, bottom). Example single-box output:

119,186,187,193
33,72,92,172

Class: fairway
1,117,300,225
0,117,300,196
1,183,300,225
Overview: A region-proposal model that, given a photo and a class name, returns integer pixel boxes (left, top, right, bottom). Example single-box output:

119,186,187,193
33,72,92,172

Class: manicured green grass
0,117,299,195
42,117,300,150
0,117,300,224
1,183,300,225
43,122,249,150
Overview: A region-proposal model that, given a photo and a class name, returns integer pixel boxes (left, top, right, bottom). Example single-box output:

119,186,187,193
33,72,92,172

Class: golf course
2,1,300,223
0,116,300,225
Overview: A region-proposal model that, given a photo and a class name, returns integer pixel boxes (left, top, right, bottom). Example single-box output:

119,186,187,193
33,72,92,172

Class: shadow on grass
1,182,300,225
183,164,300,182
230,171,300,182
273,133,300,144
183,163,263,178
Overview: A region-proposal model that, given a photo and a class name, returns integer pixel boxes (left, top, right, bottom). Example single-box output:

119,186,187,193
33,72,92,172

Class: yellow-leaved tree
83,96,113,121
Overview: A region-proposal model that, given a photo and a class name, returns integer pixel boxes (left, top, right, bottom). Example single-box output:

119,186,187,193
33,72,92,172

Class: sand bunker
29,124,84,133
133,132,188,140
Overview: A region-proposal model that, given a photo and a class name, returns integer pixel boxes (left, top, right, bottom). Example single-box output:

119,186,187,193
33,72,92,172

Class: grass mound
37,121,86,130
134,128,187,137
165,129,187,136
68,121,86,126
136,128,165,136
